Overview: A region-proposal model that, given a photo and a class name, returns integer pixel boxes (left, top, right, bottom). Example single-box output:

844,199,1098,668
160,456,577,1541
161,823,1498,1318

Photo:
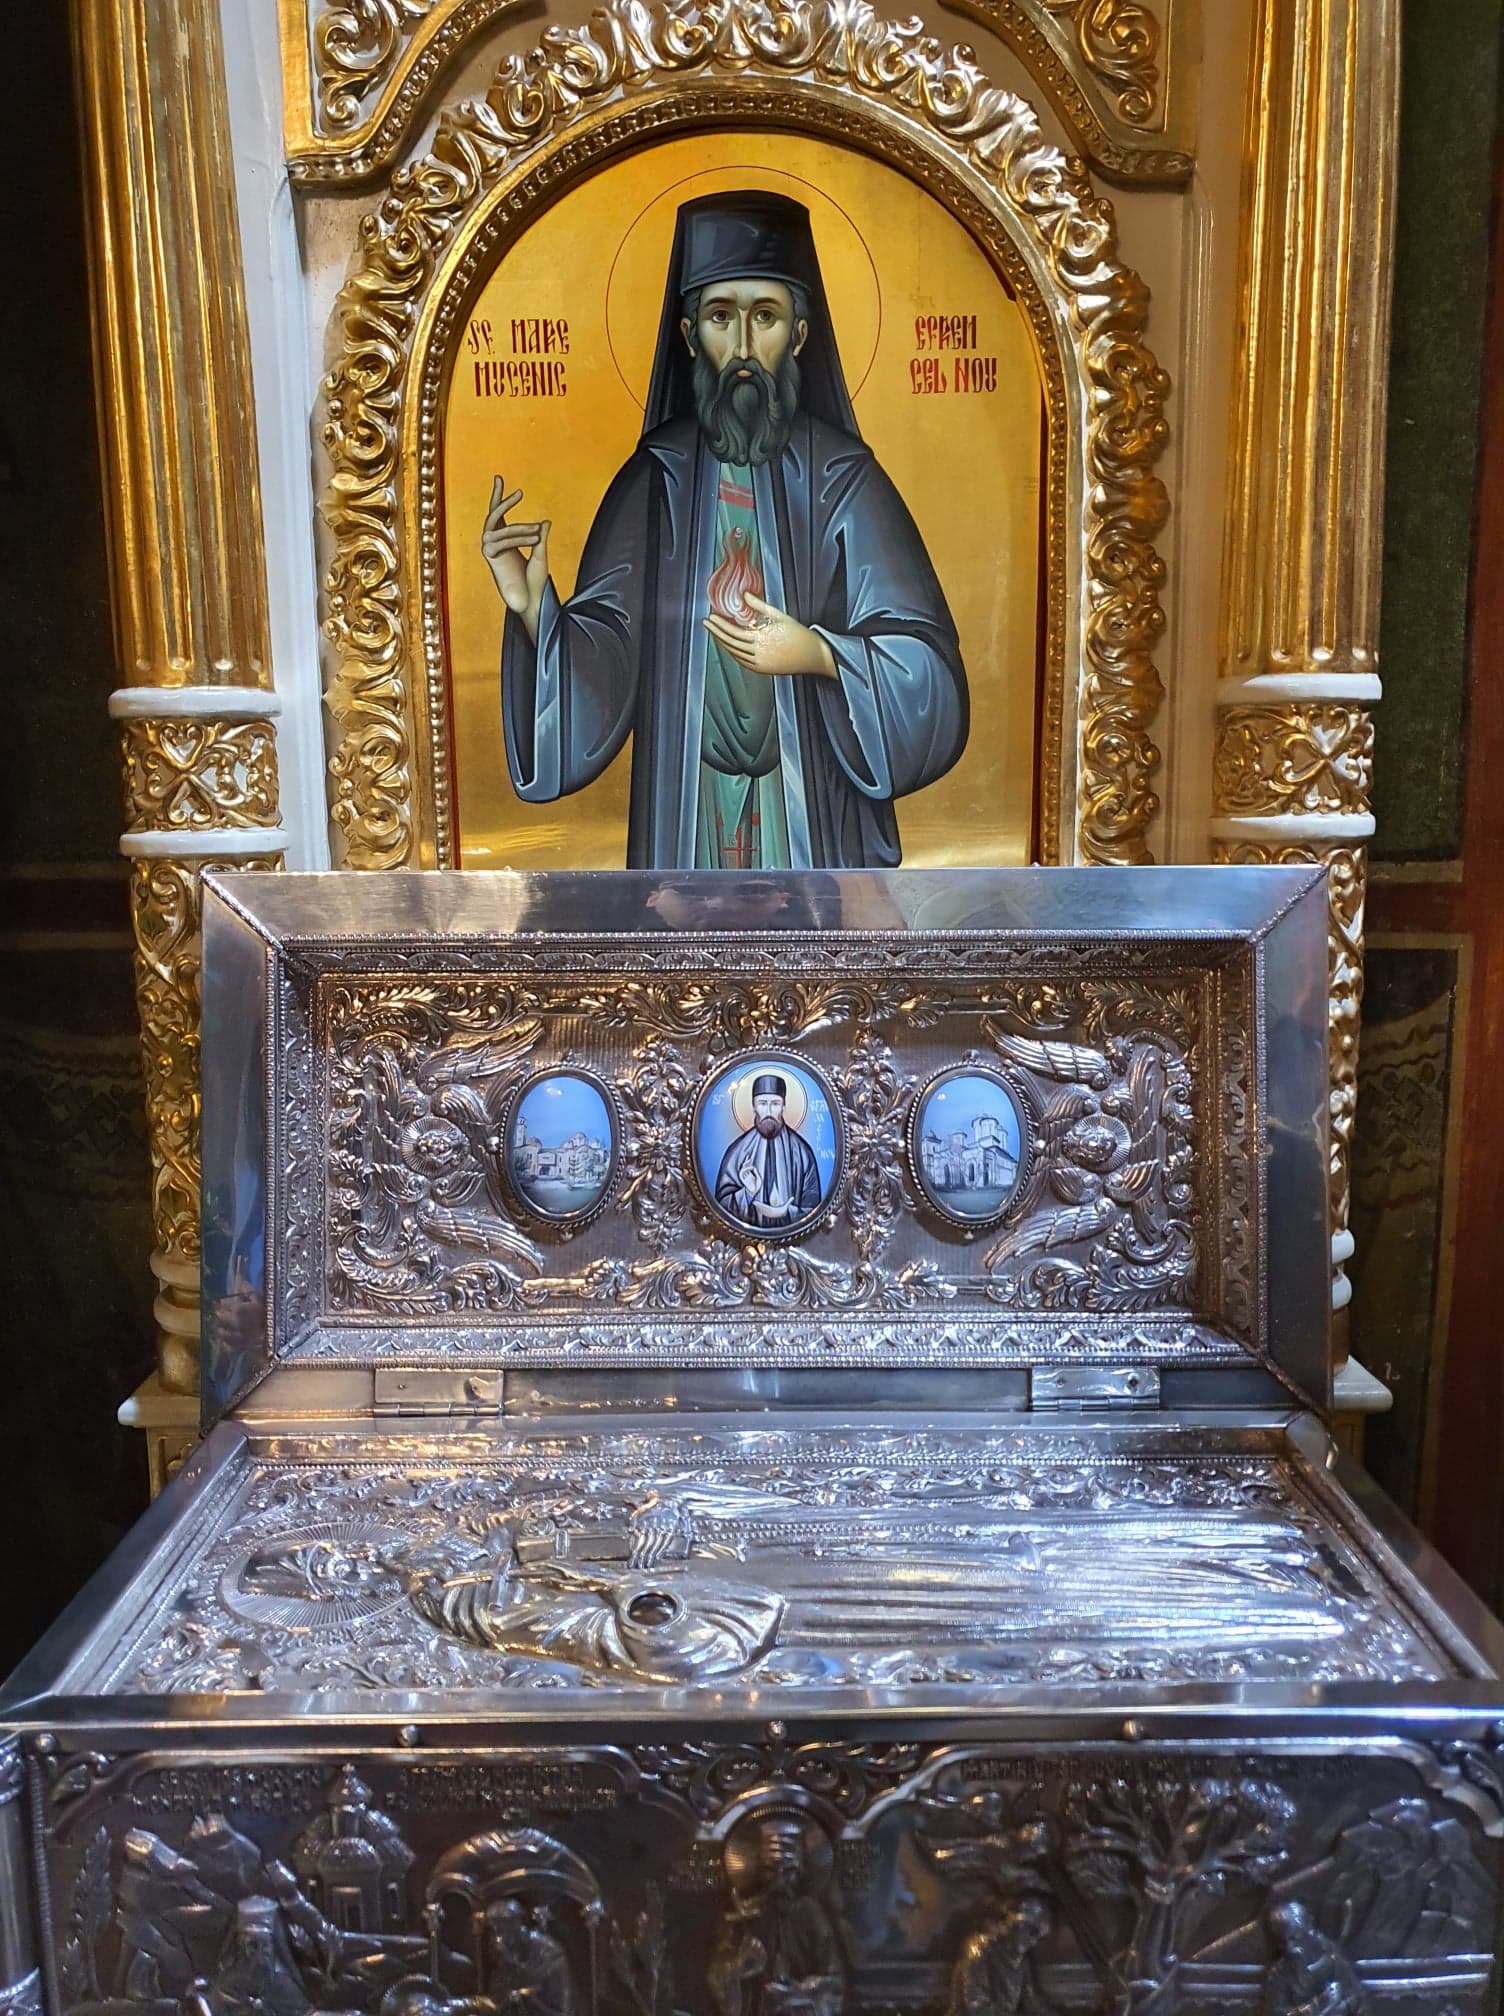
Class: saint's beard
754,1114,784,1139
692,348,801,466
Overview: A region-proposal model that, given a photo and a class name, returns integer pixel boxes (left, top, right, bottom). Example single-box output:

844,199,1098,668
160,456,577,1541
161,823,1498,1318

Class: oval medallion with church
910,1066,1029,1228
691,1052,844,1241
501,1068,621,1226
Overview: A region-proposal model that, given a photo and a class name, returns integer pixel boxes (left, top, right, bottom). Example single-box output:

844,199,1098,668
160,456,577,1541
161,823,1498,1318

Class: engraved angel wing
417,1202,543,1273
1007,1085,1097,1222
984,1024,1112,1088
348,1050,426,1228
1104,1048,1165,1232
986,1196,1115,1270
416,1019,544,1089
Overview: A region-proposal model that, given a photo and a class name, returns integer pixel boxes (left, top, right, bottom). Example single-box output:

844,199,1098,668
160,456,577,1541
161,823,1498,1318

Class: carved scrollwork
325,1016,547,1312
115,703,284,1393
617,1039,694,1254
1428,1725,1504,1831
301,957,1231,1342
1217,994,1256,1338
573,978,930,1056
121,717,280,832
321,0,1169,871
290,0,1189,182
938,0,1187,181
313,0,442,130
636,1738,927,1823
1042,0,1162,126
544,1238,957,1318
126,852,283,1383
1213,704,1375,820
291,0,527,178
980,1018,1197,1314
838,1033,914,1264
36,1746,115,1824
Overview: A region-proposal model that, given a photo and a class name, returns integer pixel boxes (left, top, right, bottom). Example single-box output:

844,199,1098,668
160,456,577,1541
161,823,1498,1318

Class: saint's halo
605,163,882,412
729,1066,810,1134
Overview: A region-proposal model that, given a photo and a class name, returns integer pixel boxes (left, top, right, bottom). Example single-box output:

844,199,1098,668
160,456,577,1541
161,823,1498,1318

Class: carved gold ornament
1044,0,1162,126
117,703,287,1395
315,0,445,129
282,0,527,182
126,860,207,1277
1213,706,1375,821
121,718,281,833
284,0,1191,184
76,0,284,1403
1216,0,1399,1317
939,0,1188,182
124,850,283,1393
320,0,1170,872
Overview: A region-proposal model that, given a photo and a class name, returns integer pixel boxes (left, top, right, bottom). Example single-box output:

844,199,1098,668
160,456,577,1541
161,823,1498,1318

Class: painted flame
707,526,764,626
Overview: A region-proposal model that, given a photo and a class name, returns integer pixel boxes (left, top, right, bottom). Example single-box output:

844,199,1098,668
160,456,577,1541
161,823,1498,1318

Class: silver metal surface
7,1720,1504,2015
4,866,1502,2015
199,866,1332,1427
49,1418,1459,1698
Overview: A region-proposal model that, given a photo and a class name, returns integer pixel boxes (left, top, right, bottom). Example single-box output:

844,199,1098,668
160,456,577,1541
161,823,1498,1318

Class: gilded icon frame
320,0,1171,879
67,0,1401,1425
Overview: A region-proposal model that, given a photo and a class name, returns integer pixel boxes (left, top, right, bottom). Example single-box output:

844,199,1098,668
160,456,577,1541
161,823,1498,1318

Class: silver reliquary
5,866,1504,2016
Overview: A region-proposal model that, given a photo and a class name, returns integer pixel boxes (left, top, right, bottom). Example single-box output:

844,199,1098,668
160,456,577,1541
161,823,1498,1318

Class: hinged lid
371,1369,503,1417
1028,1365,1161,1411
199,867,1332,1429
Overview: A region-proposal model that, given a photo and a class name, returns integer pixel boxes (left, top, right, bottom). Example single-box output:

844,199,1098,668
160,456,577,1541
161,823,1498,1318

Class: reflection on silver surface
92,1426,1450,1696
197,866,1332,1422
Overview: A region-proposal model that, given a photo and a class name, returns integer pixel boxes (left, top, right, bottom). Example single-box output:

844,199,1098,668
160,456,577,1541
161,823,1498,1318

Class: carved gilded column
73,0,285,1400
1213,0,1400,1328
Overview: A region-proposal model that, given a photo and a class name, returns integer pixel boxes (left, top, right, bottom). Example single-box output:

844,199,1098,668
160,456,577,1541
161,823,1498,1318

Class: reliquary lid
198,866,1332,1429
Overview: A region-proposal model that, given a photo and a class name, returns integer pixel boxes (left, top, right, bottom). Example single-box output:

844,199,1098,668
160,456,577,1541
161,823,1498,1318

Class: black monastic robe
501,411,969,868
714,1120,824,1229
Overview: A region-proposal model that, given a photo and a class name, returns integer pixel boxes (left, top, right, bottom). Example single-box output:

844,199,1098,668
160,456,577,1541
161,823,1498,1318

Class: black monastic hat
751,1074,788,1100
642,192,860,441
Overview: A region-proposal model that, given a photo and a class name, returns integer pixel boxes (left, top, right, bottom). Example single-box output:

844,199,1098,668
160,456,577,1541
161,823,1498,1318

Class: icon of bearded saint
483,191,970,869
714,1073,824,1230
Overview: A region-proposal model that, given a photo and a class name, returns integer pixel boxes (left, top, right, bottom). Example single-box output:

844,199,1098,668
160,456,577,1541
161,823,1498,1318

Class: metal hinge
1029,1365,1161,1412
372,1369,503,1418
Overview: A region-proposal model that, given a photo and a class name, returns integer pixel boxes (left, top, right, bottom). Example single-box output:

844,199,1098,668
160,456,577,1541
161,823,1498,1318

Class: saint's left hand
704,594,837,678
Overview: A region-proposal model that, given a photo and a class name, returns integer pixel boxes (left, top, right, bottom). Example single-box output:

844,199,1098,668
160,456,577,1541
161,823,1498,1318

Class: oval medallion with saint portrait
692,1053,844,1240
910,1067,1028,1227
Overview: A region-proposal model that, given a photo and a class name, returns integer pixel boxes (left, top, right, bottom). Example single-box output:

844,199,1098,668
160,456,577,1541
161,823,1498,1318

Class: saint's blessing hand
481,473,550,638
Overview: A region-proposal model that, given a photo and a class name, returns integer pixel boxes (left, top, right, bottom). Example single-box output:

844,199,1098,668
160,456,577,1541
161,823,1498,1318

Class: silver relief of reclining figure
123,1448,1450,1695
406,1515,786,1684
